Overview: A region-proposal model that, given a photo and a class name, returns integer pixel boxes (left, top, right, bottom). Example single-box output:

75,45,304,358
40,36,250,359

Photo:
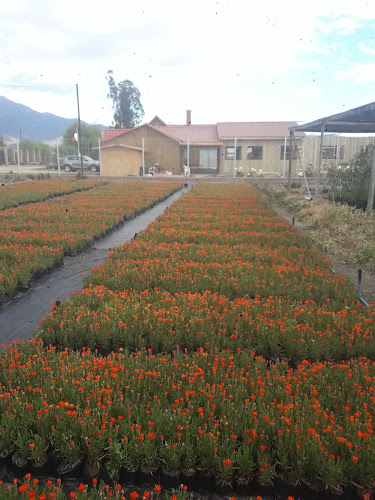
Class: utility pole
76,83,83,175
367,143,375,211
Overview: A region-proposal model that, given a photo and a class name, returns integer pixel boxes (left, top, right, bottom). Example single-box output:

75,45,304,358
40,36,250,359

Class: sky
1,0,375,129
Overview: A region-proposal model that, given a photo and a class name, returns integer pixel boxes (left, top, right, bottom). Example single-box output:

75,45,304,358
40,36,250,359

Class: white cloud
359,42,375,54
337,63,375,82
1,0,375,128
298,86,324,97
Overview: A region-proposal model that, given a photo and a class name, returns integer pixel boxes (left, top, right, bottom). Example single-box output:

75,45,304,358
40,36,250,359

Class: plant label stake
358,269,362,298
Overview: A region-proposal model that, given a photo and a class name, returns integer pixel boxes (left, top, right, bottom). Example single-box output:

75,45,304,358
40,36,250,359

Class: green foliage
106,70,145,128
327,142,375,204
0,134,6,147
62,122,101,159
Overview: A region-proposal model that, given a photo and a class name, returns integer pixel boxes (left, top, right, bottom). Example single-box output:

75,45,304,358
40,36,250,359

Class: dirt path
269,200,375,306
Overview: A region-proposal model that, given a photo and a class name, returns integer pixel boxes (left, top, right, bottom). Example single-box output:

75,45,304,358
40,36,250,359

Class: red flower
224,459,231,467
154,485,161,494
130,492,139,500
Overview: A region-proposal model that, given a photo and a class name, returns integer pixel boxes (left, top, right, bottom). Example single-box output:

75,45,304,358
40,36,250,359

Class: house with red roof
100,111,304,176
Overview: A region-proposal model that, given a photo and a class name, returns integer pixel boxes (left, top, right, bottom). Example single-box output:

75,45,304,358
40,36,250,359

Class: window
322,145,344,160
280,146,297,160
200,149,218,167
225,146,242,160
247,146,263,160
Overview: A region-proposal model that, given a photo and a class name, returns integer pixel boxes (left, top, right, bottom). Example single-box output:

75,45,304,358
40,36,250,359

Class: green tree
0,134,6,148
62,122,101,159
106,70,144,128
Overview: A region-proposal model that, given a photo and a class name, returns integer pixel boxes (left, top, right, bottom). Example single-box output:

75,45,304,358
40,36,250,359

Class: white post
98,137,102,176
282,136,287,177
57,144,60,175
233,136,237,178
142,138,145,176
187,137,190,169
16,139,21,175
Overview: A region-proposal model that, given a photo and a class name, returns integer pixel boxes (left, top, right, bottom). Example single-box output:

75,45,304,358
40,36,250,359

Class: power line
0,83,75,88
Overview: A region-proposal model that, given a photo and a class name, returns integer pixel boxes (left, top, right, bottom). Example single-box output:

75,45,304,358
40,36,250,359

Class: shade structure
289,101,375,210
289,101,375,134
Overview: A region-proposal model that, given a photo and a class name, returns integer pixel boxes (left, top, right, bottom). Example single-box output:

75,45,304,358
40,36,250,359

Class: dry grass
299,199,375,265
260,185,375,266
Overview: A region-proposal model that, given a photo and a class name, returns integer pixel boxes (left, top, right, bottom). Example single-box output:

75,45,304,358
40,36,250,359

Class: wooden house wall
221,139,298,175
104,127,180,174
101,147,141,176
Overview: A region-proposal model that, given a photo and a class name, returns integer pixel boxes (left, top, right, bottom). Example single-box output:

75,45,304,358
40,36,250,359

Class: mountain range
0,96,105,143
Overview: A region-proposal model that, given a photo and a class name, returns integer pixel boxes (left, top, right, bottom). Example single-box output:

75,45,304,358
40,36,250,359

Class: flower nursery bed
0,341,374,499
0,179,104,210
1,183,374,499
0,182,182,301
39,287,375,362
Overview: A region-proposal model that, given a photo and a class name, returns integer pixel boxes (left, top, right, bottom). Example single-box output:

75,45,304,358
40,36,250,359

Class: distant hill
0,96,105,142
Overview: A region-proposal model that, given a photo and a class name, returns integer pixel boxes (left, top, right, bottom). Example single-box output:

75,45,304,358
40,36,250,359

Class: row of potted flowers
0,183,181,297
0,475,190,500
0,179,103,210
38,286,375,362
0,340,374,493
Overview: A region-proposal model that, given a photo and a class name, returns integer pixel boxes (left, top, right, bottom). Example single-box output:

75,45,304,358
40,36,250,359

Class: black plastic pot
100,463,117,486
353,484,373,500
214,477,234,496
56,459,83,481
0,452,12,472
10,451,30,477
139,465,160,487
30,458,50,479
252,482,275,498
99,347,112,358
273,476,298,499
235,477,255,496
160,466,180,491
195,470,214,493
296,482,333,500
49,450,62,477
82,460,101,485
119,465,139,487
180,469,195,491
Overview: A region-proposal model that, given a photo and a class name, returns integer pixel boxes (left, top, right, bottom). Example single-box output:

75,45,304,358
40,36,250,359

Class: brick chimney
186,110,191,125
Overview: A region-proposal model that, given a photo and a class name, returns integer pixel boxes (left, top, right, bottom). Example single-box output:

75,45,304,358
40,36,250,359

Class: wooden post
316,122,325,198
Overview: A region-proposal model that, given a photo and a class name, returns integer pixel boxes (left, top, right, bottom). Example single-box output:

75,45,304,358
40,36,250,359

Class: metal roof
217,122,304,139
289,102,375,134
102,129,131,142
154,125,219,143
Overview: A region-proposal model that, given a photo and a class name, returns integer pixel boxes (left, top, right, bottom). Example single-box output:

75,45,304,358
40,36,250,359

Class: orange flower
352,456,359,463
154,485,161,494
224,459,232,467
